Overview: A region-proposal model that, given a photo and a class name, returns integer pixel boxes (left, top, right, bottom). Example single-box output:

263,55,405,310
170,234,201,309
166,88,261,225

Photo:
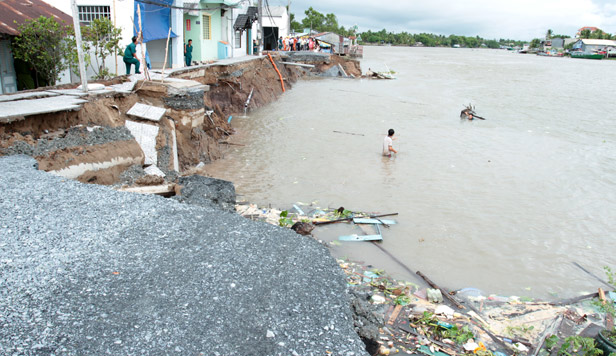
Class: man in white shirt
383,129,397,156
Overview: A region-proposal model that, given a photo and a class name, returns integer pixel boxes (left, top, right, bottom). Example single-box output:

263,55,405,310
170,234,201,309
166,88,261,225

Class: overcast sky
269,0,616,40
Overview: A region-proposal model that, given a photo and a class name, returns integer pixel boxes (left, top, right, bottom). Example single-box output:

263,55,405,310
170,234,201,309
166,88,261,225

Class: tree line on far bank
290,7,522,48
358,30,523,48
291,7,614,49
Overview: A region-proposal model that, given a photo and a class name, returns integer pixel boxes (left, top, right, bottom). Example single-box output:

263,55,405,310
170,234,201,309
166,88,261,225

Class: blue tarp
134,0,177,42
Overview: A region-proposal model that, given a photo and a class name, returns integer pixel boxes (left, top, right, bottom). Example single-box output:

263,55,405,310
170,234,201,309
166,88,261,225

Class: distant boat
571,51,604,59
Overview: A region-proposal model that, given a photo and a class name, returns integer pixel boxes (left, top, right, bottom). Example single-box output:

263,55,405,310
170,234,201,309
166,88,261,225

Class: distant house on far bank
572,39,616,53
550,38,565,49
576,26,599,37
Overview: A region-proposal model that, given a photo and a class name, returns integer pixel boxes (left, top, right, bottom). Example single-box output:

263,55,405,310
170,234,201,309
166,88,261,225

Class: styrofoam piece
77,83,105,91
170,120,180,172
125,120,159,165
144,165,166,177
127,102,166,122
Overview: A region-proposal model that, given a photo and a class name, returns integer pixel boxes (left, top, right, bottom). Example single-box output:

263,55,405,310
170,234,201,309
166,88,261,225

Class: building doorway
263,27,279,51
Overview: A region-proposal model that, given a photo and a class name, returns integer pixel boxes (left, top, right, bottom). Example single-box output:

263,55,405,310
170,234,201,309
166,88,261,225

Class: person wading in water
383,129,398,156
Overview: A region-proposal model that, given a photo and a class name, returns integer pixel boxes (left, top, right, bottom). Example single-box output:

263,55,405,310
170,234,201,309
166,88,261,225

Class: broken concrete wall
1,126,144,185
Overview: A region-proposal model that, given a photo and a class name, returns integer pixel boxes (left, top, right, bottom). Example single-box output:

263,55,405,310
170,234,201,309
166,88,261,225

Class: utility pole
258,0,263,54
70,0,88,93
287,0,291,36
113,0,117,75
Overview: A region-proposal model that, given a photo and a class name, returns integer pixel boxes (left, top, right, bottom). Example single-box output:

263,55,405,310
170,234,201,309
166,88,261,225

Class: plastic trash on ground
427,288,443,303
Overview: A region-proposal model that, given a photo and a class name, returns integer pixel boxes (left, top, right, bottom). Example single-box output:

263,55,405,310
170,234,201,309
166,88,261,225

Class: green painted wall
184,14,202,63
201,6,222,61
184,1,232,62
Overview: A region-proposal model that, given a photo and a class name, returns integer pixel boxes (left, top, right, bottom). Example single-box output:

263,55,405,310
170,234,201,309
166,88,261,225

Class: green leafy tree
324,13,339,32
301,7,326,32
11,16,77,87
484,39,500,49
529,38,541,49
82,17,122,79
579,29,592,38
289,13,302,32
546,29,553,40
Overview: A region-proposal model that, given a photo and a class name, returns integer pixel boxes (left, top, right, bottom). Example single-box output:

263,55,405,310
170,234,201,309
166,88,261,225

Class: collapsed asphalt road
0,155,368,356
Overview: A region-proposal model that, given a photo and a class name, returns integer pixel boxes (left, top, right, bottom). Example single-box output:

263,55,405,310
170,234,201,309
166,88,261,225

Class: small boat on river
571,51,604,60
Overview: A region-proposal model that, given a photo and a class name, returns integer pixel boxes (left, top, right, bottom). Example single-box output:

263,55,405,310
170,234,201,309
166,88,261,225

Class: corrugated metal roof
0,0,73,36
580,39,616,46
233,14,250,31
246,6,257,21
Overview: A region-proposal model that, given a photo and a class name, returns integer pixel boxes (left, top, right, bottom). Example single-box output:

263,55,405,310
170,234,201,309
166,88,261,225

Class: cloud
283,0,615,40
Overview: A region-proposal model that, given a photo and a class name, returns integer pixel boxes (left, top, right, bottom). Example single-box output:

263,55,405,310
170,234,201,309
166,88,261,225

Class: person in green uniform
123,36,140,75
184,39,193,67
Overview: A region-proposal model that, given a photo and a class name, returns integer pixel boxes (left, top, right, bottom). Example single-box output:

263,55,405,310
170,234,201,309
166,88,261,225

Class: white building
227,4,259,58
42,0,184,80
259,5,289,51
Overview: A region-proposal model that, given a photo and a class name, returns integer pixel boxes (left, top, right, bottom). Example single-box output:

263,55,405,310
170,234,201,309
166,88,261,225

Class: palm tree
546,29,553,40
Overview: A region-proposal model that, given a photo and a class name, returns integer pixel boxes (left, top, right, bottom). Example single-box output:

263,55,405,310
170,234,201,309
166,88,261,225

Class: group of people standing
277,36,320,52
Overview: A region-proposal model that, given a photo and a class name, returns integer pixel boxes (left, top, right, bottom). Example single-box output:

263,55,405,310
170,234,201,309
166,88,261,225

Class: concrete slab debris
110,81,137,93
0,90,59,103
127,102,167,122
46,89,90,97
118,183,176,195
0,95,87,124
125,120,159,165
48,88,116,97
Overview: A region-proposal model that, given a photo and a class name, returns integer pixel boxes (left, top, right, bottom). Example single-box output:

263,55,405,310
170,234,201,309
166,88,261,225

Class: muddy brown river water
206,46,616,299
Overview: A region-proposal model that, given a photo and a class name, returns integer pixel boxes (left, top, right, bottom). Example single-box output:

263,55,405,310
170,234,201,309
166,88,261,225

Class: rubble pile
236,202,616,356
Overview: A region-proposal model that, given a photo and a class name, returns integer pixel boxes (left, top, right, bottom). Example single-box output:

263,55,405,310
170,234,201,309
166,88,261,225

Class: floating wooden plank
339,234,382,242
387,305,403,325
357,224,376,236
313,212,398,226
127,102,166,122
353,218,397,225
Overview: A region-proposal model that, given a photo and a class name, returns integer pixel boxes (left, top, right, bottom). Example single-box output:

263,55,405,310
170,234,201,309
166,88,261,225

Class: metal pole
70,0,88,93
258,0,263,54
287,0,291,36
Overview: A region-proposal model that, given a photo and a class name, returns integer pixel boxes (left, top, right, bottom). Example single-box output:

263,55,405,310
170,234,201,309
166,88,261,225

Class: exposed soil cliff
0,53,361,186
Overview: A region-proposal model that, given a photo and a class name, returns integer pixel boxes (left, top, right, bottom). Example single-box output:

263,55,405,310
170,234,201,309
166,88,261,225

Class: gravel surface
1,126,134,156
173,175,237,212
0,155,368,356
